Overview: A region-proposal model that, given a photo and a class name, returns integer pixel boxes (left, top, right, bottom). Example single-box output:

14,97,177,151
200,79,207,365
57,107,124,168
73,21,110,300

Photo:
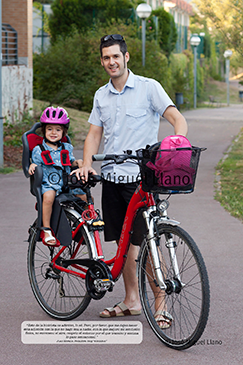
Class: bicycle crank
85,260,114,300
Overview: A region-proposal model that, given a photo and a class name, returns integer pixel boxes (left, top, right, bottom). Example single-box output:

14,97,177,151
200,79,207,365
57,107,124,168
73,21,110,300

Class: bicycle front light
157,199,169,213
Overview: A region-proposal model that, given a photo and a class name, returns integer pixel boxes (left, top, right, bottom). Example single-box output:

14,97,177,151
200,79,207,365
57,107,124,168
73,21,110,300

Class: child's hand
76,159,83,168
72,159,84,169
29,163,37,175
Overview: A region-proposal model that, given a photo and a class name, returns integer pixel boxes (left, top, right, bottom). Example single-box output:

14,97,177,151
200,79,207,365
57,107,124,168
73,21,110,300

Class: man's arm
71,124,103,181
163,106,188,136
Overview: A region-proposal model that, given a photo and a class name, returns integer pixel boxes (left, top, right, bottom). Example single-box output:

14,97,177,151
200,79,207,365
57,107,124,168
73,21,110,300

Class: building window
2,24,18,65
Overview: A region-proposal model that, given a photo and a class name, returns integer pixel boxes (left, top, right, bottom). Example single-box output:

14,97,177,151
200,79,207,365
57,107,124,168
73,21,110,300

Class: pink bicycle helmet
40,106,70,129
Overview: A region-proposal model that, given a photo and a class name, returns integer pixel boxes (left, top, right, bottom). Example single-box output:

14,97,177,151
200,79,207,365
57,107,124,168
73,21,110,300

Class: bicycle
23,125,210,350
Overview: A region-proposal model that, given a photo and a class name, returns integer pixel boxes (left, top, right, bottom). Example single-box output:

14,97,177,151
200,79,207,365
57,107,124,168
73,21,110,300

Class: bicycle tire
27,211,93,320
138,223,210,350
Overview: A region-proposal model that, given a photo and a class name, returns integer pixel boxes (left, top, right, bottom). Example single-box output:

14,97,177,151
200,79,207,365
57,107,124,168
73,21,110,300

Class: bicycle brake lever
116,157,125,164
89,174,102,183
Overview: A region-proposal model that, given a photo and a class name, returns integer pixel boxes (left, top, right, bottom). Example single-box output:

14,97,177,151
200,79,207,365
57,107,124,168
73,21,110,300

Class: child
29,106,85,247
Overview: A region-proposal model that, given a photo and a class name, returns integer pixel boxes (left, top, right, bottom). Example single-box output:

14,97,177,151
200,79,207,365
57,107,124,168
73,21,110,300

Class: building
1,0,33,123
146,0,193,52
165,0,193,52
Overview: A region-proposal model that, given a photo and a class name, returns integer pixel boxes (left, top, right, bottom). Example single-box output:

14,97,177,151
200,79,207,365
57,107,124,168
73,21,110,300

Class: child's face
45,124,64,143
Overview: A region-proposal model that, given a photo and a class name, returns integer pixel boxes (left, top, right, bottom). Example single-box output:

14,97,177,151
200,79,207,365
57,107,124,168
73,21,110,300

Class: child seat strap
38,143,71,167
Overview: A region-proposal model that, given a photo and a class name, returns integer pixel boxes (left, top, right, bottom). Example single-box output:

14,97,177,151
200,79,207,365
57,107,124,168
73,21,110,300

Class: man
75,34,188,322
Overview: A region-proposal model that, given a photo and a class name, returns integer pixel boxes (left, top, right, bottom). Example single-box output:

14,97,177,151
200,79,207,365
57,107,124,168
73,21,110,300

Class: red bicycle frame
107,182,155,280
51,182,155,281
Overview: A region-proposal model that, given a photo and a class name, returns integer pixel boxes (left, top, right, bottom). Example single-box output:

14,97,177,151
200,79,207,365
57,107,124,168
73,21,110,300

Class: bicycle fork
142,210,184,293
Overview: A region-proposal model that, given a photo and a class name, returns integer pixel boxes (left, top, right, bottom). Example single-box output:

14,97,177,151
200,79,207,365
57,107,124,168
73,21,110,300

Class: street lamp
136,3,152,67
190,34,201,109
224,49,233,106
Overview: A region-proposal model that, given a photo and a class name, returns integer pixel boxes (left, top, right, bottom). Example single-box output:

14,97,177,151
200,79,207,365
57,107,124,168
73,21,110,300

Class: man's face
101,44,129,79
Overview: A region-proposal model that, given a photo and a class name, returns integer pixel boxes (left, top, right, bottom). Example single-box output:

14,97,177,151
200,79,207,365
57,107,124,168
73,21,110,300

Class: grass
0,167,16,174
198,79,241,106
215,128,243,221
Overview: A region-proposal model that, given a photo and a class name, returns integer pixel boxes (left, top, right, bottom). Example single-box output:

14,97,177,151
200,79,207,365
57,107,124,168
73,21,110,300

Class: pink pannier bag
146,135,195,187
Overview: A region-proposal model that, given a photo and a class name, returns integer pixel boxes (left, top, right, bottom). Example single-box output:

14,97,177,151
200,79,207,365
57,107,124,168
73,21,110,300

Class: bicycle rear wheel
27,212,92,320
138,224,210,350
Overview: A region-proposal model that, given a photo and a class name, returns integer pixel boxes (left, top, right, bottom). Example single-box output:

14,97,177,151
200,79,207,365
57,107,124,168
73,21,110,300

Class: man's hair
100,35,127,57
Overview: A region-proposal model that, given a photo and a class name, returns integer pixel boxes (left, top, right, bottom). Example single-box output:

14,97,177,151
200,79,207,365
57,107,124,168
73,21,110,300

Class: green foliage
33,2,51,35
189,13,225,81
230,51,242,76
170,53,190,97
207,38,220,80
0,167,16,174
128,37,172,94
48,0,134,42
151,7,177,58
168,50,206,106
4,111,36,147
194,0,243,58
215,128,243,221
33,23,173,112
34,29,102,112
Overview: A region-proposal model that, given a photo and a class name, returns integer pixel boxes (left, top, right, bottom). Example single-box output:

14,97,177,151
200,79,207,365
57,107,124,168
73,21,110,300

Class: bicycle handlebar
67,173,102,189
92,152,138,164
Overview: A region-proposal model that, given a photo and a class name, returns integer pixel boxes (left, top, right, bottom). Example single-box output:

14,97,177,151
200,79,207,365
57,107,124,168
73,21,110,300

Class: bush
4,111,36,147
34,29,104,112
151,7,177,58
34,23,173,112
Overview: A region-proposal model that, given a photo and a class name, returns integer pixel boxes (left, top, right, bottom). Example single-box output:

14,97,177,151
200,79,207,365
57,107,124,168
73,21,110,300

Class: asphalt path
1,105,243,364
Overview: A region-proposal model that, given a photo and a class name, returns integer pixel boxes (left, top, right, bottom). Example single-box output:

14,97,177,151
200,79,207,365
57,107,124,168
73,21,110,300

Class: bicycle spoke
27,213,93,320
138,224,210,350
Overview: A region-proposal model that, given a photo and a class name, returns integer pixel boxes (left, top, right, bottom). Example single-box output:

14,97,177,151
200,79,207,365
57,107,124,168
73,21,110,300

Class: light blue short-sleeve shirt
32,141,76,195
88,70,175,183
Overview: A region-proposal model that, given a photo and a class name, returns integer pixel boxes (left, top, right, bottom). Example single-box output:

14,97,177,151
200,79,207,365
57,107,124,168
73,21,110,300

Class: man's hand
70,165,97,182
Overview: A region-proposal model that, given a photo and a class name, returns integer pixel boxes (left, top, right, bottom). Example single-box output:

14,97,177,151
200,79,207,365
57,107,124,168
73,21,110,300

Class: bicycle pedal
94,278,114,292
90,219,105,231
45,271,60,280
92,220,105,227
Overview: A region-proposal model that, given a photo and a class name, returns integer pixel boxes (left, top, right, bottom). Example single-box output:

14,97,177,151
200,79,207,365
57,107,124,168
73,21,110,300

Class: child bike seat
22,122,71,178
22,122,72,244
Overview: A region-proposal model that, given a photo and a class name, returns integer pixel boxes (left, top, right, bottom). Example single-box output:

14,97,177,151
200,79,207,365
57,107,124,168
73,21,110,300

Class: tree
151,8,177,58
194,0,243,57
48,0,134,42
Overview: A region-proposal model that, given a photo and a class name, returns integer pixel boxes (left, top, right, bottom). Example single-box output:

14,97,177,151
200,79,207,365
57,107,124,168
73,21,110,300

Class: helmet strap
44,137,62,147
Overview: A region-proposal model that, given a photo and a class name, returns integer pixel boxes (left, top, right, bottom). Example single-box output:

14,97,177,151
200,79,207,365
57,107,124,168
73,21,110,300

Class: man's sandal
40,227,60,247
154,310,173,329
99,301,141,318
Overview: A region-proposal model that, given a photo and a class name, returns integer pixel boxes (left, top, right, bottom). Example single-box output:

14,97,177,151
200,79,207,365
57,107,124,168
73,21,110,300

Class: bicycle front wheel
27,213,92,320
138,224,210,350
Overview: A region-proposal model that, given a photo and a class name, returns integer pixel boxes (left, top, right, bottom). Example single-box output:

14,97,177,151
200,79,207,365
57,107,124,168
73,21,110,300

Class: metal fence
2,23,18,65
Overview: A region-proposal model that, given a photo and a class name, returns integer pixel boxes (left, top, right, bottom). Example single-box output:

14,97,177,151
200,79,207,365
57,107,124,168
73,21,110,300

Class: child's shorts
70,187,85,196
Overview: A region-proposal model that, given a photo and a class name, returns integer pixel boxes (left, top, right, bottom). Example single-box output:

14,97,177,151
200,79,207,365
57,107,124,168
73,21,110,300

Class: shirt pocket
126,109,147,130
